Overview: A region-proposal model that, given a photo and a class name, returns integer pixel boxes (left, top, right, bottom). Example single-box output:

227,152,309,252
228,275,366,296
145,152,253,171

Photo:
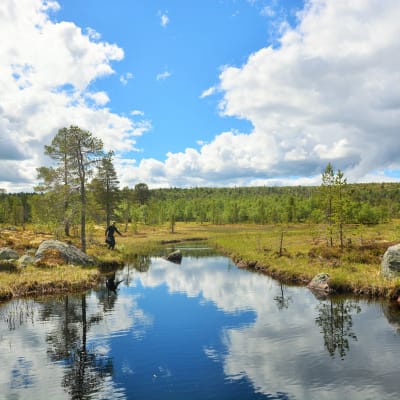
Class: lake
1,247,400,399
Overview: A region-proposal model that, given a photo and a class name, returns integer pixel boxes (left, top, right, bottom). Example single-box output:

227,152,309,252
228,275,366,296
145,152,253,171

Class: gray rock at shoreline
35,240,95,266
0,247,19,260
382,244,400,278
308,272,331,293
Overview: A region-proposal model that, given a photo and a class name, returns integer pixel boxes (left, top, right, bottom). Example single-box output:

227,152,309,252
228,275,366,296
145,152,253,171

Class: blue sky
56,0,300,159
1,0,400,192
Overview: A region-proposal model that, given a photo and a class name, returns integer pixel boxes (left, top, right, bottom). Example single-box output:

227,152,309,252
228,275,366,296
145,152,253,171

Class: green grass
201,222,400,299
1,221,400,302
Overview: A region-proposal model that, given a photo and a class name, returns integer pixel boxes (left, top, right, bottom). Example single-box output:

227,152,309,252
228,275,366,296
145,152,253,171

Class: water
1,249,400,399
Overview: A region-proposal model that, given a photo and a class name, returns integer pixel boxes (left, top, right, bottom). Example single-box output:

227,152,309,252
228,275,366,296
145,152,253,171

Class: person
105,221,123,250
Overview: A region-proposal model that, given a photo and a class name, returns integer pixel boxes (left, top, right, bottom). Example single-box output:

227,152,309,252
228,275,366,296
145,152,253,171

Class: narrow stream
1,248,399,399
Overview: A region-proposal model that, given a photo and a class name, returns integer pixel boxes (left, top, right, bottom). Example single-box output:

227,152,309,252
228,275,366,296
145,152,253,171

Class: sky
1,0,400,192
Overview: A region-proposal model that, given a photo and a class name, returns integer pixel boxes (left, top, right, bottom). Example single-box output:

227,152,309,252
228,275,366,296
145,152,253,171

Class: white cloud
3,0,400,192
159,12,169,28
0,0,150,192
86,91,110,106
86,27,101,41
156,71,171,81
131,109,144,116
200,86,216,99
136,0,400,187
260,6,275,17
161,14,169,27
120,72,133,85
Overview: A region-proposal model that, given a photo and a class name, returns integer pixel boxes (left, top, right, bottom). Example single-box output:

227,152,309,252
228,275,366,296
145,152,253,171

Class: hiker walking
105,221,123,250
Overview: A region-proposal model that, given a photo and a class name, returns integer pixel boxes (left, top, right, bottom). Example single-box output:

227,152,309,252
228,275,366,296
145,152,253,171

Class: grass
203,222,400,299
1,221,400,302
0,265,99,302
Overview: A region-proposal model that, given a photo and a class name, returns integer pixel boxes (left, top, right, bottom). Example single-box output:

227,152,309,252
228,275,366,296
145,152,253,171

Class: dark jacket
105,224,122,238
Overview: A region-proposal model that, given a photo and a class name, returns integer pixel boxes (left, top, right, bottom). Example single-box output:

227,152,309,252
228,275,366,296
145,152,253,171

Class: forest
1,126,399,244
1,171,399,230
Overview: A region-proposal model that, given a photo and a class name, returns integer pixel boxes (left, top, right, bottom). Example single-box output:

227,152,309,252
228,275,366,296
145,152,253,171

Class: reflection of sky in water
0,255,400,399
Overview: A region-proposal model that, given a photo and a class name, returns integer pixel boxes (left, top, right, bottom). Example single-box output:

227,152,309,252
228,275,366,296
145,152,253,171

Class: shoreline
1,223,400,303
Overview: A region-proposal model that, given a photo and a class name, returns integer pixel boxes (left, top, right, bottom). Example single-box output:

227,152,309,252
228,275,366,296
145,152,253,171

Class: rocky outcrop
308,272,331,293
165,250,182,264
35,240,95,266
0,247,19,260
382,244,400,278
17,254,35,267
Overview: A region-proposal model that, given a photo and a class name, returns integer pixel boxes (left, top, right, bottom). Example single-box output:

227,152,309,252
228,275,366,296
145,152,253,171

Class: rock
237,260,248,268
382,244,400,277
165,250,182,264
17,254,35,267
308,272,331,293
0,247,19,260
35,240,95,266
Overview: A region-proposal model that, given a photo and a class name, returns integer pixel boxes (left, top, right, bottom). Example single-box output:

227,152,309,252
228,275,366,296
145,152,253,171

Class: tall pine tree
90,151,120,227
39,126,104,252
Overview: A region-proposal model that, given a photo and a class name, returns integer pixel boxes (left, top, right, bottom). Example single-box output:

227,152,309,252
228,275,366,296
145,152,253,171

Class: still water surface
1,248,400,399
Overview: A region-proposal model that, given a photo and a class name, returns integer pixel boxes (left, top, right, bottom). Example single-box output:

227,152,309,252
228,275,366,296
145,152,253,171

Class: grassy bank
0,223,204,302
1,221,400,302
204,222,400,299
0,265,100,301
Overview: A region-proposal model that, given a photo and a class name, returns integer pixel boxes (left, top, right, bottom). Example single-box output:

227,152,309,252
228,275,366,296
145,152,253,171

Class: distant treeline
0,182,398,231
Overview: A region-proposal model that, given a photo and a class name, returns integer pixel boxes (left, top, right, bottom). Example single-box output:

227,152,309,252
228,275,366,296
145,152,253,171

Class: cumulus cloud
86,91,110,106
0,0,150,192
217,0,400,183
3,0,400,192
138,0,400,188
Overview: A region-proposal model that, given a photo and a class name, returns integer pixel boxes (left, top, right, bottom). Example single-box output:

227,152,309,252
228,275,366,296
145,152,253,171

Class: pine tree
320,163,349,248
38,127,74,235
39,126,104,252
90,151,120,227
321,163,335,246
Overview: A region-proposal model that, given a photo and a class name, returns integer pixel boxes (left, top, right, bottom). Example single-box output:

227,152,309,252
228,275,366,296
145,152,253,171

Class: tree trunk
81,180,86,252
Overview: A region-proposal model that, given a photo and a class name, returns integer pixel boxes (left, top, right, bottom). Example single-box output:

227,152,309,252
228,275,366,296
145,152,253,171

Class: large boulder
0,247,19,260
18,254,35,267
382,244,400,278
35,240,95,267
308,272,331,293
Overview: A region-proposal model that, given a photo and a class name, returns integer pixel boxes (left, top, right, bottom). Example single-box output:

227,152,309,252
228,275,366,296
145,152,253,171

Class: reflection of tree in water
381,301,400,334
315,298,361,359
0,299,35,330
125,254,151,273
41,293,115,399
274,282,292,310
